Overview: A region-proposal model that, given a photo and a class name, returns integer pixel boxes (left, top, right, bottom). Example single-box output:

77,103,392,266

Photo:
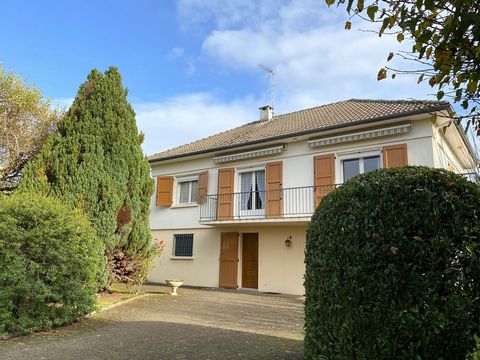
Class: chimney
259,105,273,121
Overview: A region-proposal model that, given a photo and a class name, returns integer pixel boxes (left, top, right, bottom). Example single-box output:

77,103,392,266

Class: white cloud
134,92,258,155
176,0,434,115
167,47,185,60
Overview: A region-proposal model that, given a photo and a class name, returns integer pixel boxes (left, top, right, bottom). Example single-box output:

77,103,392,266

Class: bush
305,166,480,359
0,193,104,336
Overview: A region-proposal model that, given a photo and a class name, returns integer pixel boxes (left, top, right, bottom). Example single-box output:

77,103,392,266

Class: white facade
148,113,475,295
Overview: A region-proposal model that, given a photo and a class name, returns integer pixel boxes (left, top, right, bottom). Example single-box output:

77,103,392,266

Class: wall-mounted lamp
285,236,292,248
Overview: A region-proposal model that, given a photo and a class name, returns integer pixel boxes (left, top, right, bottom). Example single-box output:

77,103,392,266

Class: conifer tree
20,67,154,285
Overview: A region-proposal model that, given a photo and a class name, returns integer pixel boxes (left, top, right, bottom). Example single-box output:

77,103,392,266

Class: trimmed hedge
305,166,480,359
0,193,104,336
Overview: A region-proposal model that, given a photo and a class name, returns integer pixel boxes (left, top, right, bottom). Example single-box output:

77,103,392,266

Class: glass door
239,170,265,217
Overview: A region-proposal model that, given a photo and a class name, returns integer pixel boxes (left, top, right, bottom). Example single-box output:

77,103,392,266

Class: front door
242,233,258,289
219,232,238,289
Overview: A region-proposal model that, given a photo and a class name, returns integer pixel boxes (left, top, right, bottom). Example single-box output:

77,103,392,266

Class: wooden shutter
314,154,335,206
383,143,408,168
197,171,209,204
156,176,173,206
265,161,283,218
217,168,234,220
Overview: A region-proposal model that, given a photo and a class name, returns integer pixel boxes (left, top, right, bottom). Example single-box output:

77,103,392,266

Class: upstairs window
342,155,381,182
176,176,198,204
173,234,194,257
239,169,265,212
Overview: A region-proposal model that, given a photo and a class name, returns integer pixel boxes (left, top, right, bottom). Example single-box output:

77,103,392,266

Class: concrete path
0,286,304,359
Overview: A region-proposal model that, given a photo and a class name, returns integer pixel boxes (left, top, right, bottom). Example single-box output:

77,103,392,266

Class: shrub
305,166,480,359
0,193,104,336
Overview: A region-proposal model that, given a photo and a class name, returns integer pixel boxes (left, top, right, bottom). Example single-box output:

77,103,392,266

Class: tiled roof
148,99,450,162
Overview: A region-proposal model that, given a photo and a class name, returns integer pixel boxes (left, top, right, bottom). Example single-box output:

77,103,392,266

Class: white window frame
175,175,198,206
236,166,266,218
337,150,382,183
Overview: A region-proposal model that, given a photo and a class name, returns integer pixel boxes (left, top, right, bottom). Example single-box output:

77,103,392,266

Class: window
173,234,193,257
239,169,265,215
176,177,198,204
342,155,381,182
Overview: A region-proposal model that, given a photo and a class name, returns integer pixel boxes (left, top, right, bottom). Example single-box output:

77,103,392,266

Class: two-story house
147,99,476,295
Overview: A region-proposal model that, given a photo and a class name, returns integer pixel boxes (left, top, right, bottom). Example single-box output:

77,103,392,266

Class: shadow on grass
0,319,303,360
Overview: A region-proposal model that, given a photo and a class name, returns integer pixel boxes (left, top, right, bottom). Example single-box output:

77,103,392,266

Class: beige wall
149,225,308,295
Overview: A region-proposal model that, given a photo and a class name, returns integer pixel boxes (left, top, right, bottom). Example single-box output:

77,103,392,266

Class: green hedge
305,166,480,359
0,193,104,336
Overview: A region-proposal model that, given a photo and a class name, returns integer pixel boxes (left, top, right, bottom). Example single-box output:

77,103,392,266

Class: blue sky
1,0,478,157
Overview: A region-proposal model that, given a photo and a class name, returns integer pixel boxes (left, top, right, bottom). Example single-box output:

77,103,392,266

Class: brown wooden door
242,233,258,289
314,154,335,206
266,162,283,218
219,232,238,289
217,168,235,220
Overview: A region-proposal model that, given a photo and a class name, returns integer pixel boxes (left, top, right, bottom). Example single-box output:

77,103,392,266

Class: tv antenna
258,64,275,114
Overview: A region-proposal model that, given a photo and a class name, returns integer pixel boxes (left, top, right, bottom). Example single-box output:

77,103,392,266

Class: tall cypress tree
20,67,154,285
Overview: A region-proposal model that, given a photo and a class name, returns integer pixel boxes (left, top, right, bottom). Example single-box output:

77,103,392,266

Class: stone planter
165,279,184,296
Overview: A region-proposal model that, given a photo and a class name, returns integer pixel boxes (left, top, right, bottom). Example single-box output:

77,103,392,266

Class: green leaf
367,5,378,21
437,90,445,100
425,0,435,10
397,33,404,43
357,0,364,12
345,21,352,30
346,0,354,13
417,74,424,84
377,68,387,81
430,113,438,124
389,15,396,28
380,18,389,35
467,81,478,93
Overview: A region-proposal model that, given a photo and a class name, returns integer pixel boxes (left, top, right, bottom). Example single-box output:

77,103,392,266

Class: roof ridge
273,98,352,119
347,98,449,105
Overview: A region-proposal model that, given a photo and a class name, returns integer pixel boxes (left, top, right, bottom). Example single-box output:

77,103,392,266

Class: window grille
174,234,193,257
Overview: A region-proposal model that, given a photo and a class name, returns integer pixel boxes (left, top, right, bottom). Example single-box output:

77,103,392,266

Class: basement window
173,234,194,257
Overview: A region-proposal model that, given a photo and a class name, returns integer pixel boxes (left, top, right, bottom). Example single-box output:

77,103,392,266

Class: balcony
199,185,338,225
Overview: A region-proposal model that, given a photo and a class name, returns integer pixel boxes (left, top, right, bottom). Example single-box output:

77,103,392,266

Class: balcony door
239,169,265,218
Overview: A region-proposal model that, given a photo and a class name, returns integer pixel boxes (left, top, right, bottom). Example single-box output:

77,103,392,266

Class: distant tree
19,67,155,287
0,67,60,192
327,0,480,136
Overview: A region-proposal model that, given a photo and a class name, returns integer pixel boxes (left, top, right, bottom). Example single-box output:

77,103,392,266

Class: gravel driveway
0,286,304,359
